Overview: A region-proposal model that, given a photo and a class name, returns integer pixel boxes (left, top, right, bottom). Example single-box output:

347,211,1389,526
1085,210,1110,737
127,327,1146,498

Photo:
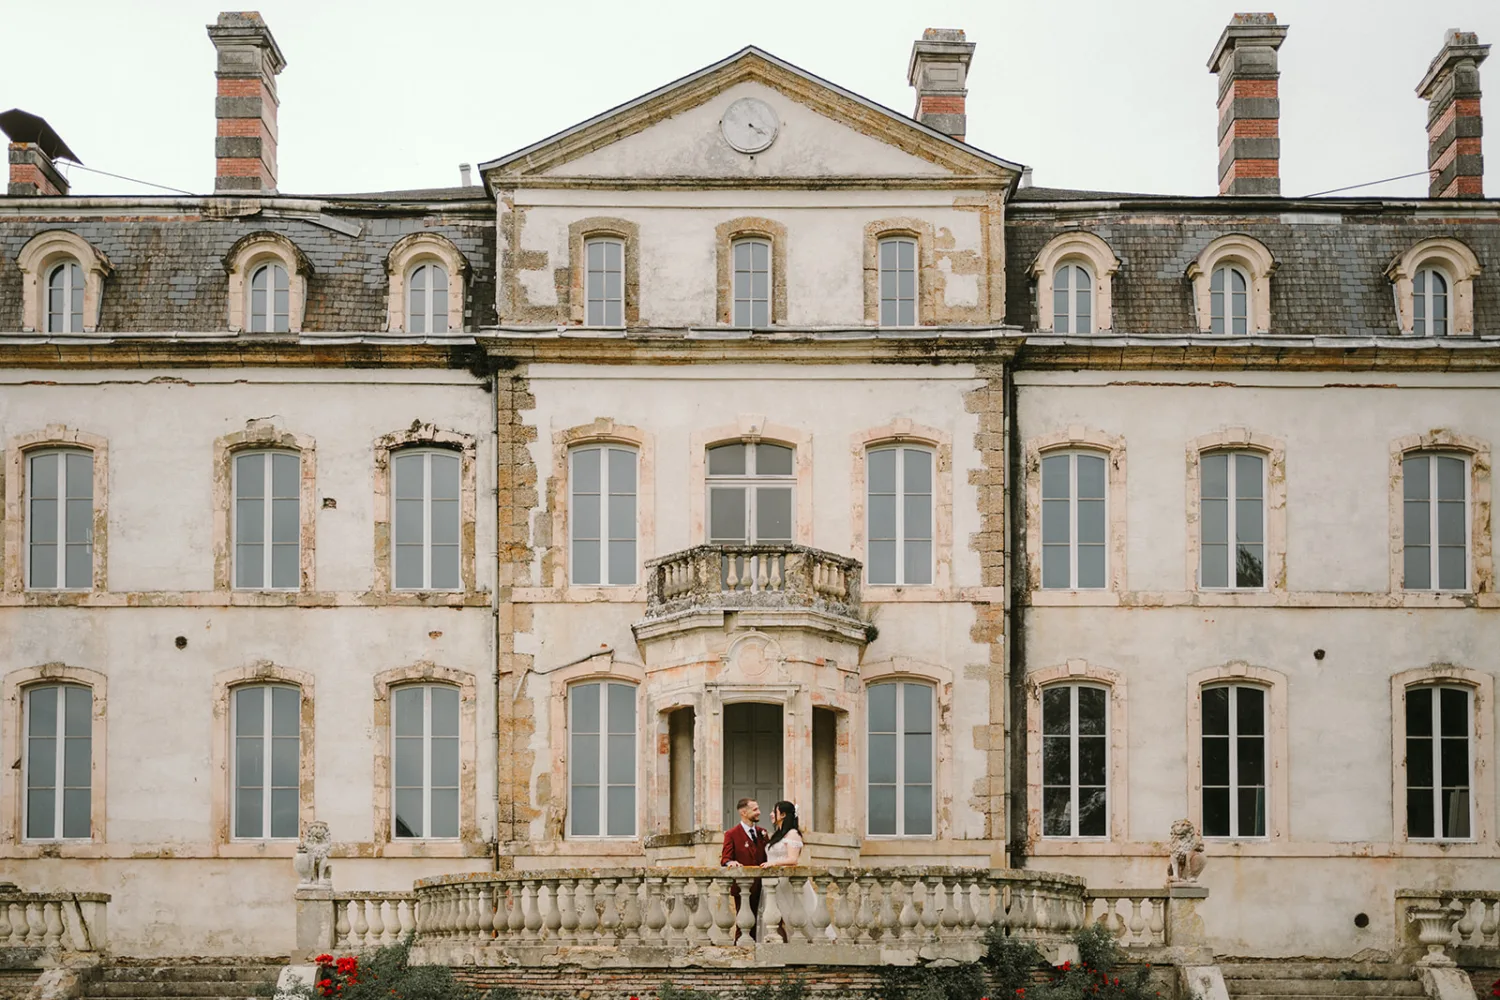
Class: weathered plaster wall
1016,371,1500,957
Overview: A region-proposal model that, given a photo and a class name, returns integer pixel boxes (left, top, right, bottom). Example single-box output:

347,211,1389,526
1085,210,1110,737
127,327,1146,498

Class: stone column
293,887,336,962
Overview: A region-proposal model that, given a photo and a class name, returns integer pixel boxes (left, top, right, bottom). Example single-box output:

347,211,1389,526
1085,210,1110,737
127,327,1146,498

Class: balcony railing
643,544,863,622
0,891,110,965
406,867,1085,968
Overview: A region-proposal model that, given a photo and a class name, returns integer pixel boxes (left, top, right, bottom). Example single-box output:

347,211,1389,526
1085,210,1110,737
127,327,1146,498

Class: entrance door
722,702,783,830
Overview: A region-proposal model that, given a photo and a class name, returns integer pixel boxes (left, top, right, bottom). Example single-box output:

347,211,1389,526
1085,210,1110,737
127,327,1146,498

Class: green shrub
282,939,510,1000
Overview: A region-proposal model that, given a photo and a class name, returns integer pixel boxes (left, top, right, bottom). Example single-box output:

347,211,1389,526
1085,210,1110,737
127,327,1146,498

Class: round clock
720,98,779,154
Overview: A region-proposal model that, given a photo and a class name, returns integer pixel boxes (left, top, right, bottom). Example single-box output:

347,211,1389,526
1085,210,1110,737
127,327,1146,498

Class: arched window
568,680,637,838
1040,450,1107,589
585,238,625,327
391,683,460,839
866,444,933,585
731,238,771,328
707,441,794,544
249,262,290,333
233,449,301,590
867,680,934,837
1413,267,1449,337
231,683,301,839
1201,683,1267,838
569,444,638,586
1210,265,1249,335
1402,451,1468,591
1199,449,1265,589
1403,684,1473,840
1052,263,1094,335
23,683,93,841
1041,683,1108,838
391,447,462,591
407,263,450,335
46,261,84,333
26,448,94,591
878,237,918,327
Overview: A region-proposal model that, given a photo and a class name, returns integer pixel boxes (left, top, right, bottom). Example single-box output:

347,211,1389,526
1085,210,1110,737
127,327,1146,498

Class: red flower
336,957,359,974
314,955,334,965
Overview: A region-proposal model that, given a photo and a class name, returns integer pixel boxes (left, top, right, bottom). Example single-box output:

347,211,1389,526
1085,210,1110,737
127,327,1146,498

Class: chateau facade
1,10,1497,989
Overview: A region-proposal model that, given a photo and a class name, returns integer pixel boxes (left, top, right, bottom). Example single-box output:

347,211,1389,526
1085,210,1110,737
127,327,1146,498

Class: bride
757,800,804,941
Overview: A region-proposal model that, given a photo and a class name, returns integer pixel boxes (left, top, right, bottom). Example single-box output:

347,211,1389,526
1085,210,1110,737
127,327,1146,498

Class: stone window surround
1386,237,1481,337
541,652,647,843
212,424,318,592
568,217,641,327
1029,231,1121,334
1186,661,1290,844
862,218,937,326
15,230,113,334
860,657,954,842
689,417,813,546
371,424,480,598
1025,660,1129,845
1185,234,1276,335
1184,428,1287,594
544,419,654,598
849,420,954,594
1388,430,1493,595
371,662,481,856
3,426,110,595
210,662,316,854
714,217,788,326
1390,664,1494,844
224,231,311,334
1025,427,1128,595
1,663,108,846
385,233,469,334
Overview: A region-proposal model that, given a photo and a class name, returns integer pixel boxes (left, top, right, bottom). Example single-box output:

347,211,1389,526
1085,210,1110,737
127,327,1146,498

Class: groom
720,797,767,939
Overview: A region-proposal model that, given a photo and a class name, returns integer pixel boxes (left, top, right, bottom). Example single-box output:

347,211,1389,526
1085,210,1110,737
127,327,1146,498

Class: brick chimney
1208,13,1288,196
1417,30,1488,198
908,28,975,142
207,12,286,193
2,109,78,196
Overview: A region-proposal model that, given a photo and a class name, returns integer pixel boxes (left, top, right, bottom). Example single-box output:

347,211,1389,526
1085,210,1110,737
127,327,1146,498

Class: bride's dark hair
766,800,799,847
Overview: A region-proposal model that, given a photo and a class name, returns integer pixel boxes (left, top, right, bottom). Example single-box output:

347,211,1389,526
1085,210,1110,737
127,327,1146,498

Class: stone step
1219,961,1414,980
100,968,281,984
1225,980,1424,996
88,981,277,998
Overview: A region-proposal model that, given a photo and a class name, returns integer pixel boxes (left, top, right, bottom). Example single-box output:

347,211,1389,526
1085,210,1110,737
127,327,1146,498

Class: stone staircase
82,961,283,1000
1221,961,1427,999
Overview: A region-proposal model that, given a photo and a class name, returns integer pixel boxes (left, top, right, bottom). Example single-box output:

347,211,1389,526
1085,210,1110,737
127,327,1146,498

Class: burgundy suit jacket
720,823,769,867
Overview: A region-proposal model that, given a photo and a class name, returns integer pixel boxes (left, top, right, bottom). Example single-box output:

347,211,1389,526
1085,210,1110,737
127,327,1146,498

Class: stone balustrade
644,545,863,621
1083,890,1169,949
0,892,110,964
407,867,1085,968
333,892,422,952
1397,888,1500,963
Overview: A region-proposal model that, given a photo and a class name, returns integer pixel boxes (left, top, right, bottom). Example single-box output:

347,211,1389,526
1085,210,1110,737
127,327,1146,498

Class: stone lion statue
1166,818,1206,883
293,820,333,887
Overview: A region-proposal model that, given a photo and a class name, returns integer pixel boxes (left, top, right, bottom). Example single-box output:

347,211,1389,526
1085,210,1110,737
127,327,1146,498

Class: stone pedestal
293,888,335,963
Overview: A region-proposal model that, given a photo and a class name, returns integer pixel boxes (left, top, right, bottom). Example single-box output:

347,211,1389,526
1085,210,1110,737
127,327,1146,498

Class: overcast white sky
3,0,1497,199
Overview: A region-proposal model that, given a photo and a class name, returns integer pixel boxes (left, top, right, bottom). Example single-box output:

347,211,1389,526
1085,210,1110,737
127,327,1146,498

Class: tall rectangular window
1041,451,1107,589
393,449,461,590
867,681,933,837
232,684,300,839
585,238,624,327
1200,451,1264,589
27,449,93,590
879,237,917,327
732,239,771,327
234,450,300,590
24,684,92,841
1403,453,1467,591
1201,684,1266,838
570,445,637,586
1042,684,1108,838
392,684,460,839
569,681,637,838
1405,685,1472,840
707,442,794,544
867,446,933,586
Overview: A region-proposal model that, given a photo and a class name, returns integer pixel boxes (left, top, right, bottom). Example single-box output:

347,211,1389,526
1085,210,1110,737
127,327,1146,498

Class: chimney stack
1208,13,1288,196
2,109,78,196
207,11,286,193
908,28,975,142
1417,30,1488,198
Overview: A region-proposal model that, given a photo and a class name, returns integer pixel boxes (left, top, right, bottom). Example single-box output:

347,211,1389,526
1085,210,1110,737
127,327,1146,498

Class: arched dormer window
16,231,112,334
1387,238,1481,337
224,232,311,334
1030,231,1120,334
1186,235,1275,335
386,233,468,334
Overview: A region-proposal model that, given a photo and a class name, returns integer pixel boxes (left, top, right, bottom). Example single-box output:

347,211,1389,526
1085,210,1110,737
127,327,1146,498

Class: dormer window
1210,265,1249,335
1413,267,1450,337
1187,234,1275,335
386,234,467,334
1052,263,1093,334
224,232,309,334
17,231,112,334
1029,232,1119,334
1388,238,1480,337
249,263,290,333
408,263,449,334
46,261,84,333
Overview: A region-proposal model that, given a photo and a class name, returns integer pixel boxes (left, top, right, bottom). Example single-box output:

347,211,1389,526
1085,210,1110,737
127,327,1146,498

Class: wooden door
722,702,783,830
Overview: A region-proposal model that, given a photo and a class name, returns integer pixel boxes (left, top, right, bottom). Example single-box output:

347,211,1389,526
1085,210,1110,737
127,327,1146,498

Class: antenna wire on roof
61,163,196,196
1303,170,1429,198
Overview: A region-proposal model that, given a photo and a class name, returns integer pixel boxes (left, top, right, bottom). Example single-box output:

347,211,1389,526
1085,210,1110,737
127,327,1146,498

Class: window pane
430,686,459,738
606,786,635,836
1078,736,1106,787
904,684,932,733
1077,544,1106,589
903,448,932,494
393,736,422,788
573,447,601,497
1041,454,1069,500
607,489,635,540
1042,544,1070,589
431,736,459,788
1408,788,1435,839
1202,788,1230,837
1077,498,1105,546
709,488,746,542
869,494,897,541
394,453,424,500
1237,544,1264,589
708,443,746,476
904,540,932,584
1203,735,1230,787
904,493,931,541
1235,454,1262,499
393,788,423,838
1404,456,1430,500
1406,687,1433,736
1238,788,1266,837
1043,786,1072,837
1407,735,1434,788
1042,735,1070,786
236,686,264,736
869,684,896,732
431,540,460,588
868,785,896,835
1042,500,1071,544
606,734,634,785
755,487,792,542
1042,687,1070,735
1077,787,1107,837
270,788,299,839
271,734,299,787
904,732,932,784
572,734,600,787
234,787,262,839
1439,688,1468,737
869,540,896,585
431,498,459,545
65,452,92,500
1237,687,1262,737
1202,686,1230,735
898,240,915,270
430,454,460,502
1436,456,1464,500
571,784,600,837
1201,454,1228,498
868,449,897,495
1078,687,1106,735
1053,284,1070,333
756,444,794,477
903,784,933,835
573,540,600,586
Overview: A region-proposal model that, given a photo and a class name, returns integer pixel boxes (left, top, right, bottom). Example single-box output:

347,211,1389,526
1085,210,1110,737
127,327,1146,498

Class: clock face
720,98,779,154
